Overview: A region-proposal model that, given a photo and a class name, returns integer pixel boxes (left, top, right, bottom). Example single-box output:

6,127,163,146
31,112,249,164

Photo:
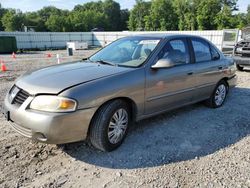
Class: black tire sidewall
104,102,130,150
89,100,131,151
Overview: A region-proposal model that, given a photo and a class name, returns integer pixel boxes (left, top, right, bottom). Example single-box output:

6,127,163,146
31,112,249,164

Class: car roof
127,33,204,40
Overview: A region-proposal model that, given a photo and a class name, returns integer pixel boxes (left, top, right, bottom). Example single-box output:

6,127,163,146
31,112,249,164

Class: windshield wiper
96,60,116,66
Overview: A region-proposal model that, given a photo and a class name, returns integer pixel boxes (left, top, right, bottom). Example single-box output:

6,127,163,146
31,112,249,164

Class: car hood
16,62,131,95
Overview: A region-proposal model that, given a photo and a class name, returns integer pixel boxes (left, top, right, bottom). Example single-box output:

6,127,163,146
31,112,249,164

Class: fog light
34,132,47,142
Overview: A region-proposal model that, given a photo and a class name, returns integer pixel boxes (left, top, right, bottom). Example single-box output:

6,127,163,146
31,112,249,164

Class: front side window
89,37,161,67
158,38,190,65
191,38,212,63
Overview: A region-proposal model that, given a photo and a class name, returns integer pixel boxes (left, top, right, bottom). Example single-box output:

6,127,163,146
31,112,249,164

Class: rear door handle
218,66,223,70
187,72,193,75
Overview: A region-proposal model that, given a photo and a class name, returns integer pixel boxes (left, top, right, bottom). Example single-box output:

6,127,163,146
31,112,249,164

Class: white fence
0,32,93,49
0,30,240,50
93,30,225,49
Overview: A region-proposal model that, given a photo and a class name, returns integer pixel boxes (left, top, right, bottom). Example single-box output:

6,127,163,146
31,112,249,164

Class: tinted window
210,45,220,60
191,38,211,63
159,39,190,65
140,43,158,57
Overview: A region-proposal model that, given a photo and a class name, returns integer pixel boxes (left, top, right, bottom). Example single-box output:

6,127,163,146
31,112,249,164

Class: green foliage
247,5,250,25
69,10,107,31
215,5,234,29
0,0,249,32
196,0,221,30
102,0,121,31
145,0,178,31
45,14,70,32
24,12,46,31
128,0,151,31
0,3,7,31
1,9,25,31
120,9,130,30
173,0,197,30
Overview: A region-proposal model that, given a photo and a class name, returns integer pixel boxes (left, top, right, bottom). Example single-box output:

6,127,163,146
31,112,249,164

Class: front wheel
205,80,228,108
89,100,131,152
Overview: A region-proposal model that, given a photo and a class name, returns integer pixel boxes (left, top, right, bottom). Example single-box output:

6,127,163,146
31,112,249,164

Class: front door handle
218,66,223,70
187,72,193,75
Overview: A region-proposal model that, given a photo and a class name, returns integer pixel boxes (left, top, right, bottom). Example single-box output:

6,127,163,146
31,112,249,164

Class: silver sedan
4,34,237,151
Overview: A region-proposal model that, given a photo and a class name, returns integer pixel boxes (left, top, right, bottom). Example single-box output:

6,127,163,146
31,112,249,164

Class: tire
89,100,131,152
236,64,244,71
205,80,228,108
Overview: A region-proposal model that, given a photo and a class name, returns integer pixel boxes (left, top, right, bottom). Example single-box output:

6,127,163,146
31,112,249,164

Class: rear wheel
236,64,244,71
89,100,131,152
205,80,228,108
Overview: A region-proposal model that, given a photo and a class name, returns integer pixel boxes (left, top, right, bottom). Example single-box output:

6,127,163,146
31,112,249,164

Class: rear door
190,37,225,101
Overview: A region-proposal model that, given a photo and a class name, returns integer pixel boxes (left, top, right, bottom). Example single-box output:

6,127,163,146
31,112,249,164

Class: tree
196,0,221,30
45,14,71,32
73,1,103,12
247,5,250,25
24,12,47,31
37,6,62,31
145,0,178,31
0,3,7,31
215,5,234,29
72,0,124,31
128,0,151,31
103,0,121,31
120,9,130,30
69,9,107,31
220,0,238,11
1,9,25,31
173,0,197,30
0,0,247,32
230,13,247,29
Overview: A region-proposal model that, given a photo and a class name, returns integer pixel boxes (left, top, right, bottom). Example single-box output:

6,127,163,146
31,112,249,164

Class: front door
145,38,197,115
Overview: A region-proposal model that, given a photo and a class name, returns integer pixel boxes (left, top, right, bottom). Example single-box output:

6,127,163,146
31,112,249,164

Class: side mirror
151,58,175,69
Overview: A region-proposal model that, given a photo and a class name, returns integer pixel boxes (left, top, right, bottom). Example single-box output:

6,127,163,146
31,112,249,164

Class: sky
0,0,249,13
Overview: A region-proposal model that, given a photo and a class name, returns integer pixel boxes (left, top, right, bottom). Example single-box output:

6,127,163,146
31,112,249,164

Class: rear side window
191,38,212,63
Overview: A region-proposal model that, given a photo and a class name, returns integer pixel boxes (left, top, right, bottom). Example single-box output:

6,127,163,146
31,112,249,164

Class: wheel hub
108,108,128,144
215,84,226,106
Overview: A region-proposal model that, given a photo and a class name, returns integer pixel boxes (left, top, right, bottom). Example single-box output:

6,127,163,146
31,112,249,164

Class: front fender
59,68,145,118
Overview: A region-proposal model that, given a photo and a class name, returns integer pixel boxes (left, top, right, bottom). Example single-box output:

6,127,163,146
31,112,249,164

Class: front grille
242,47,250,51
12,89,30,106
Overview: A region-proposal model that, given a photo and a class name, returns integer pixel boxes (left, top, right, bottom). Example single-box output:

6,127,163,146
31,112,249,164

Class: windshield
89,37,161,67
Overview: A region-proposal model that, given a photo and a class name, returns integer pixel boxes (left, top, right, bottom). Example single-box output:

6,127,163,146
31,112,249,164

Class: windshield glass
89,37,161,67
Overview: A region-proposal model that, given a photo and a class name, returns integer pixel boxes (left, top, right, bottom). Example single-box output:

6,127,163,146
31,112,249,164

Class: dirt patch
0,51,249,187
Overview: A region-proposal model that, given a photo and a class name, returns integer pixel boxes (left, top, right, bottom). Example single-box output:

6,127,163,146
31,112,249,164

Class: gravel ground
0,50,249,188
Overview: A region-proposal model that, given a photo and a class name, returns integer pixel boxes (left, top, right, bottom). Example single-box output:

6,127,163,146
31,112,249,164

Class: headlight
30,96,77,112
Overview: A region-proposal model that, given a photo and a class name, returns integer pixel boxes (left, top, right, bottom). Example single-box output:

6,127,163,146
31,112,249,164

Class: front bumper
4,95,97,144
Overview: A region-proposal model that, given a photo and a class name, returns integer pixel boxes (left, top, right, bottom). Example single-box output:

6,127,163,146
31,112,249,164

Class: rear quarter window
210,45,220,60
